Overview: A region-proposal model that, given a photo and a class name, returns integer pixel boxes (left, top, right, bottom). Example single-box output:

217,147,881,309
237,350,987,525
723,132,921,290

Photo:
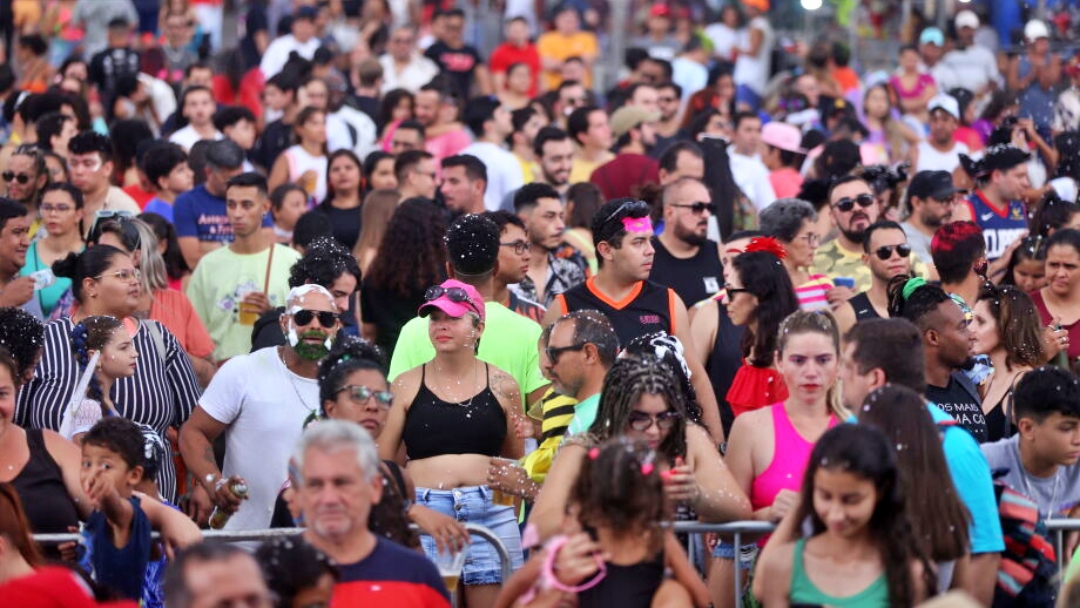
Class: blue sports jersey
966,191,1027,261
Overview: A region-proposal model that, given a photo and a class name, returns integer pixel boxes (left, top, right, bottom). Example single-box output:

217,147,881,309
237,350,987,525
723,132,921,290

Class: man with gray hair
649,177,722,306
294,420,451,605
759,197,830,309
180,283,343,532
547,310,620,435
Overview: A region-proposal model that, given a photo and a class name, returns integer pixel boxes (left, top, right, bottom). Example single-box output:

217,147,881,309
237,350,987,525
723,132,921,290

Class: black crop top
402,363,507,460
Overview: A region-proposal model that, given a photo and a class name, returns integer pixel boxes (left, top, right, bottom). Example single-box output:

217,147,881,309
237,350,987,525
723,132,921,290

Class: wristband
542,535,607,593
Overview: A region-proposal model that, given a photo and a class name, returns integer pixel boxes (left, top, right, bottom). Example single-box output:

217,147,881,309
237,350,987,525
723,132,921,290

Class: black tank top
560,278,674,346
577,553,665,608
12,429,80,534
848,292,883,322
649,238,723,307
705,301,746,437
403,363,507,460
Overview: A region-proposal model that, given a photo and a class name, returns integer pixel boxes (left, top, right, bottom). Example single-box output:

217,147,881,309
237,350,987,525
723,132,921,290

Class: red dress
725,362,788,418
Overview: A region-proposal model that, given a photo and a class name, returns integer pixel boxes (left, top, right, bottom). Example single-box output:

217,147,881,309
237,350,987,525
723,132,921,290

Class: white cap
1024,19,1050,41
928,93,960,119
955,10,979,30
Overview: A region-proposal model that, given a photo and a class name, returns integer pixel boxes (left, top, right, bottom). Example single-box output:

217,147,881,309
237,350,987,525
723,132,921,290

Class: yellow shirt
537,31,599,89
569,154,607,184
515,154,536,184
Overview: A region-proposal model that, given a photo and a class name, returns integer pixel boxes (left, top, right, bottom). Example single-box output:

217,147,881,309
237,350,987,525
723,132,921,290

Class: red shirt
589,153,659,201
489,42,541,97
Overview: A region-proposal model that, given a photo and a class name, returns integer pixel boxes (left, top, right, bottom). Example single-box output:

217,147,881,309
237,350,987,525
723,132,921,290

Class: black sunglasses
546,343,587,364
670,201,716,215
603,199,650,224
292,309,338,328
425,285,481,314
833,193,876,213
874,244,911,260
500,240,529,255
725,284,751,297
337,385,394,408
2,172,30,184
627,410,681,432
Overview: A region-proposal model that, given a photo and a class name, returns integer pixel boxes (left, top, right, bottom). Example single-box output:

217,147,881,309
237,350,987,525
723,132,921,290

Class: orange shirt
150,288,215,359
536,31,598,89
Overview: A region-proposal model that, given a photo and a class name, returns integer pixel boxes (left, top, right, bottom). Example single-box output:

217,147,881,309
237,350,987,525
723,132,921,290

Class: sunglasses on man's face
292,309,338,328
874,244,911,260
833,193,875,213
2,172,30,184
670,201,716,215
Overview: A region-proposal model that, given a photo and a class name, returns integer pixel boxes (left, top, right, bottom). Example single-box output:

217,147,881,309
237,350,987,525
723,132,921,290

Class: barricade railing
671,521,776,606
34,522,513,586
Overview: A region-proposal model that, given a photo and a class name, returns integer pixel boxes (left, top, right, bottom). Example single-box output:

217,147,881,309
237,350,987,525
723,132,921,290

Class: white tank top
283,145,329,205
915,140,969,174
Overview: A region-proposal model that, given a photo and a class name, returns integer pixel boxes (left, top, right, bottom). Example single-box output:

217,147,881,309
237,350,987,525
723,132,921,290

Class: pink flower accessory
588,447,600,460
621,215,653,234
641,462,655,475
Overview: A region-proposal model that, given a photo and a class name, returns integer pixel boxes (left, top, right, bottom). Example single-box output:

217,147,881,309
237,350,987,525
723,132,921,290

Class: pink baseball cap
418,279,485,321
760,121,806,154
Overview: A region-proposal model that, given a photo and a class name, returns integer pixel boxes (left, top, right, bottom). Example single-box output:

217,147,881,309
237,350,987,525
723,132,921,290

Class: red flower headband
744,236,787,260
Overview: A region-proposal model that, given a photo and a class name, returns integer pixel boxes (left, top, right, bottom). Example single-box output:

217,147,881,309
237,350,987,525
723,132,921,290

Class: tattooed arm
490,367,526,460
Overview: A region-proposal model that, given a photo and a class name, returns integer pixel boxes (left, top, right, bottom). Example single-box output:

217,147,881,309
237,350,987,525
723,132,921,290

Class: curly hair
317,335,388,409
589,354,688,463
288,235,362,292
0,308,43,384
71,315,123,401
365,199,447,299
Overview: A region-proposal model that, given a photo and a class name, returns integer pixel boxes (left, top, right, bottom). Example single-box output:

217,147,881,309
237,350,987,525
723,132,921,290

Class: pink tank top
750,403,837,512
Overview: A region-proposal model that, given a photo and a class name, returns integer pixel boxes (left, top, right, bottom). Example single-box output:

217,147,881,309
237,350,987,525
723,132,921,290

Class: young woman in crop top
379,280,525,608
714,310,844,607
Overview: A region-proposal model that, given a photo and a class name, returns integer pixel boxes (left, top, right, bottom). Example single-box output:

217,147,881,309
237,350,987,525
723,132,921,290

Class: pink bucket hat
760,121,806,154
418,279,485,321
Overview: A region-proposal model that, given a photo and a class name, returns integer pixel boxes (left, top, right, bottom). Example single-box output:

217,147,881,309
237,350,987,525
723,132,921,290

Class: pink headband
621,216,653,234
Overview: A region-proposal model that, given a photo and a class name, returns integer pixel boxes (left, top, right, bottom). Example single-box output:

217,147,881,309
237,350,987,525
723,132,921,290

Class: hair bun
52,251,80,280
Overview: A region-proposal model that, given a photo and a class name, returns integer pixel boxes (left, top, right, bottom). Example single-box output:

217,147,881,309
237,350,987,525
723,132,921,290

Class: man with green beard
180,284,342,531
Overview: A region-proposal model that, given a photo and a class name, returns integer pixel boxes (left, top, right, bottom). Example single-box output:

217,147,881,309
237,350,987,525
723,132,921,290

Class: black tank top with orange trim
559,277,675,346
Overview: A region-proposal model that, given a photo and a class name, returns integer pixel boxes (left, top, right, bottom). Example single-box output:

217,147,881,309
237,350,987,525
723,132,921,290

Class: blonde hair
777,310,849,419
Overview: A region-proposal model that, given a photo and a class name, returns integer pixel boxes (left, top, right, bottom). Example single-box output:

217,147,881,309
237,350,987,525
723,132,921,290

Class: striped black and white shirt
16,318,202,501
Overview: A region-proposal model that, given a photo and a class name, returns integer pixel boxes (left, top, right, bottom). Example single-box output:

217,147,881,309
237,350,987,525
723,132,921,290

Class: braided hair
71,315,123,402
623,332,701,424
589,354,688,462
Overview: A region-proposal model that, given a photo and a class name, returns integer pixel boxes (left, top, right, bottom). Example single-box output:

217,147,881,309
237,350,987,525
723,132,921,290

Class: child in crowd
78,417,155,602
981,366,1080,521
64,315,139,442
756,423,936,607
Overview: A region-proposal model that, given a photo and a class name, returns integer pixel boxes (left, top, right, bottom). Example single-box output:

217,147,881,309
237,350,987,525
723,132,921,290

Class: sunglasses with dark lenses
671,201,717,215
292,309,338,328
2,172,30,184
338,385,394,408
874,244,912,260
425,286,480,313
833,193,876,213
603,199,651,224
627,410,682,432
545,342,586,363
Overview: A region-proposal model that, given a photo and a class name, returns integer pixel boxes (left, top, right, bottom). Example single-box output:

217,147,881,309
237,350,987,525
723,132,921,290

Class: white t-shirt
703,23,741,62
915,140,969,174
260,34,321,79
942,45,1000,95
199,346,319,531
168,125,223,152
733,16,774,96
379,53,442,94
729,151,776,211
460,142,525,212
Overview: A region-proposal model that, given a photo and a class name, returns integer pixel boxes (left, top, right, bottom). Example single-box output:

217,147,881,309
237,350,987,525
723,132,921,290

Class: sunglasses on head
833,193,876,213
603,199,651,224
425,286,481,314
671,201,716,215
627,410,681,432
292,309,338,328
337,385,394,408
874,244,911,260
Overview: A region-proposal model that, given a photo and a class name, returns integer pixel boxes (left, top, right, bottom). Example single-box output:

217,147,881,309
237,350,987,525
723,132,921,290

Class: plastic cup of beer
236,287,259,325
433,547,467,593
489,458,519,506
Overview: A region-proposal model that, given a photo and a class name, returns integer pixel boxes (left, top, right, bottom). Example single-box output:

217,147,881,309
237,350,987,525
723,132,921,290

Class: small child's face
80,443,142,497
291,572,336,608
99,328,139,380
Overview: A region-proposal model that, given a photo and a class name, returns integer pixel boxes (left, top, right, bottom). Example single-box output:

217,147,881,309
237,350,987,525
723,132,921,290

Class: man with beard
180,283,343,532
649,177,722,305
911,94,970,174
834,221,917,334
893,279,987,442
901,170,965,270
952,143,1031,263
544,198,724,443
512,183,584,308
483,210,545,322
546,310,619,435
502,127,574,211
590,106,660,200
413,82,471,164
188,173,301,361
813,175,928,297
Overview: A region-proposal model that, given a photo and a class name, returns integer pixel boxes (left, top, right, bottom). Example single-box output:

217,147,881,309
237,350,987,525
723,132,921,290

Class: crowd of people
5,0,1080,607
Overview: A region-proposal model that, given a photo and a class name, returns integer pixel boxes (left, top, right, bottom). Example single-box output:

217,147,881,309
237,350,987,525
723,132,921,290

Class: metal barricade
671,521,776,606
33,522,513,585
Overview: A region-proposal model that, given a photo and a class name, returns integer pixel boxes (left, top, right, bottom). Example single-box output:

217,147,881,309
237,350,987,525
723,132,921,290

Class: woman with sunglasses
17,245,201,503
19,183,84,319
723,238,800,418
379,280,526,608
971,285,1043,442
760,199,834,311
717,310,844,607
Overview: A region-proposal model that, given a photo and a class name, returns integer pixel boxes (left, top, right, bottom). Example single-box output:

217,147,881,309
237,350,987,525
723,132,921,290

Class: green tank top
790,538,889,607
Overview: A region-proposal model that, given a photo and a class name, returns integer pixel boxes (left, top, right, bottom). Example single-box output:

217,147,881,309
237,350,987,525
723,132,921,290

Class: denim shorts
712,539,759,570
415,486,524,585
